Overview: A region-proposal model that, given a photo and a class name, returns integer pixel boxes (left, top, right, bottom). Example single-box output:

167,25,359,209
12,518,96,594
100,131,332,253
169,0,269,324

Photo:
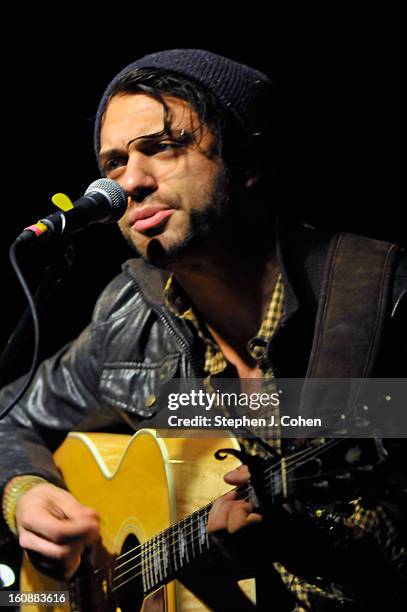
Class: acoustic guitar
20,429,256,611
20,429,383,611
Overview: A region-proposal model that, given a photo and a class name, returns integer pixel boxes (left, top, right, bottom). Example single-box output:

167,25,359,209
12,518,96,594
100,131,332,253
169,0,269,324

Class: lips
129,206,175,232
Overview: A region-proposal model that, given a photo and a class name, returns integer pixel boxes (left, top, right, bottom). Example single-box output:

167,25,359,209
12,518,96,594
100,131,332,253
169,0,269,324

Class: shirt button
144,395,157,408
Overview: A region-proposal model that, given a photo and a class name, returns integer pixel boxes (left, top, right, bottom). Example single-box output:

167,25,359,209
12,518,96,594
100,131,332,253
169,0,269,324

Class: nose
117,153,158,203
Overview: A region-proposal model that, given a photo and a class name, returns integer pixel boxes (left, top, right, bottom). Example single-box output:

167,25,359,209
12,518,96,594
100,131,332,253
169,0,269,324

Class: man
0,49,406,610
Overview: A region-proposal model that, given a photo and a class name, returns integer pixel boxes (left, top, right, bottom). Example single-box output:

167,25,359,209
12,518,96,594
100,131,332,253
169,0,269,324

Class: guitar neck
111,465,285,600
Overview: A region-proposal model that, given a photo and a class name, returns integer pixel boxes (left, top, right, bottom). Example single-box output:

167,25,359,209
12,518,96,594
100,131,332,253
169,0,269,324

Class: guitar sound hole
114,535,167,612
115,534,144,612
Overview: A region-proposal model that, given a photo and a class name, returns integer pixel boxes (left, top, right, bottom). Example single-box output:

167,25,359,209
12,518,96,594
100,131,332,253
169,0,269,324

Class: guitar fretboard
126,462,285,598
139,503,213,595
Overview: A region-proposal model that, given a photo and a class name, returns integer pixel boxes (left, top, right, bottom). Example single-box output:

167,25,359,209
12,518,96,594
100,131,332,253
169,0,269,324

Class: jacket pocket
99,354,180,417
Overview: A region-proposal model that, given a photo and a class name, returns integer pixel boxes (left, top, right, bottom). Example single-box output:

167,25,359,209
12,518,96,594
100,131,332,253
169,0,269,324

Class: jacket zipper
125,270,201,376
157,307,201,377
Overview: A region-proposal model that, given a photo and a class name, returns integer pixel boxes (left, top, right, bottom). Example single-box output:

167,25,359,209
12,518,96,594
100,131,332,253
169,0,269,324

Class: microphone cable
0,241,41,420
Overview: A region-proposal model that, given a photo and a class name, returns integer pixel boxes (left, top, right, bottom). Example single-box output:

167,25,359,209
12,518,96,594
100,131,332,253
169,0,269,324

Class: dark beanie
94,49,272,159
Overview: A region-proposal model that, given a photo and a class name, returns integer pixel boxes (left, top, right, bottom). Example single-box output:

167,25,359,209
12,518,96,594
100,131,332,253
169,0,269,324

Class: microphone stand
0,241,76,386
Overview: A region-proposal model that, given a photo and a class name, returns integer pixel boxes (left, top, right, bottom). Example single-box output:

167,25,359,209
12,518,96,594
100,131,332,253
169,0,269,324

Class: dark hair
103,68,270,184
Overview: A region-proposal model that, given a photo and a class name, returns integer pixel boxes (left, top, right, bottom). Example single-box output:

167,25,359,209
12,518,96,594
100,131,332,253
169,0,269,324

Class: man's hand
207,465,263,535
15,482,100,580
206,464,266,572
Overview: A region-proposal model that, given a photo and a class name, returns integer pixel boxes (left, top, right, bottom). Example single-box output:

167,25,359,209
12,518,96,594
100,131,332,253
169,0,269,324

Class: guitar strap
306,231,401,379
298,232,401,425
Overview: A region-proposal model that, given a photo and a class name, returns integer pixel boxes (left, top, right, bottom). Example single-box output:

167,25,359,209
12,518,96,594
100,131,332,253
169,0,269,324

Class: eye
152,140,184,155
103,157,126,176
139,137,188,157
158,142,177,151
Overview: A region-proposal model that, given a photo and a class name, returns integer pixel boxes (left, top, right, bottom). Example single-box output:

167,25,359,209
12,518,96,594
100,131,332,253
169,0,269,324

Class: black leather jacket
0,222,406,547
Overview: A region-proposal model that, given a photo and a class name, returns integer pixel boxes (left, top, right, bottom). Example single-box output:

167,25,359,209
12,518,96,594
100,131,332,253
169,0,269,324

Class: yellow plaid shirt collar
164,273,285,376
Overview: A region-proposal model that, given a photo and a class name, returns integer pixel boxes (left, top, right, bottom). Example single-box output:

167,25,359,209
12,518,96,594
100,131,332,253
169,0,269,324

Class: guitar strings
111,441,343,581
93,439,339,577
89,438,343,597
92,476,347,600
110,440,345,594
109,440,336,576
82,438,343,596
75,438,346,599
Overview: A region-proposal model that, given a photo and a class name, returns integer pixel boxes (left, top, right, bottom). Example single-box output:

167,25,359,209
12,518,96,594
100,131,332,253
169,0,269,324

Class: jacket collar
276,218,333,322
121,220,331,321
123,258,170,307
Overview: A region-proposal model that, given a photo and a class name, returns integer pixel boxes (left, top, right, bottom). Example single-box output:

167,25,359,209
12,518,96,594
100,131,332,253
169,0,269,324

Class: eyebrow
127,128,168,147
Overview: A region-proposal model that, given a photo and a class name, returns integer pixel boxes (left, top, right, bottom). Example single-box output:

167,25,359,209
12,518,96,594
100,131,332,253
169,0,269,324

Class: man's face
99,93,229,266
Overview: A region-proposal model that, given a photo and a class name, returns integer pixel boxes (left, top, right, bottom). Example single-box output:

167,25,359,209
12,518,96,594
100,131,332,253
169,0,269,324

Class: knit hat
94,49,272,159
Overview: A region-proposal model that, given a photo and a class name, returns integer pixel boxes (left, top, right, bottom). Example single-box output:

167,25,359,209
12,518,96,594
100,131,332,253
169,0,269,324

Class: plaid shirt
164,274,406,610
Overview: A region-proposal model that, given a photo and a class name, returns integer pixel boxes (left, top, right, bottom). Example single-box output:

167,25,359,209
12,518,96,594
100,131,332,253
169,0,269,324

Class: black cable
0,241,40,420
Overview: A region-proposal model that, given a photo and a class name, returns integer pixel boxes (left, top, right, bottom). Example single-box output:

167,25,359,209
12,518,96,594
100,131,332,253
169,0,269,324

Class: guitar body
20,429,254,611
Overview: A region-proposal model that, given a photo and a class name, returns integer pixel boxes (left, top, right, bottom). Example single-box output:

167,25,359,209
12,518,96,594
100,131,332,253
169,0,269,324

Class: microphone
16,179,127,244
